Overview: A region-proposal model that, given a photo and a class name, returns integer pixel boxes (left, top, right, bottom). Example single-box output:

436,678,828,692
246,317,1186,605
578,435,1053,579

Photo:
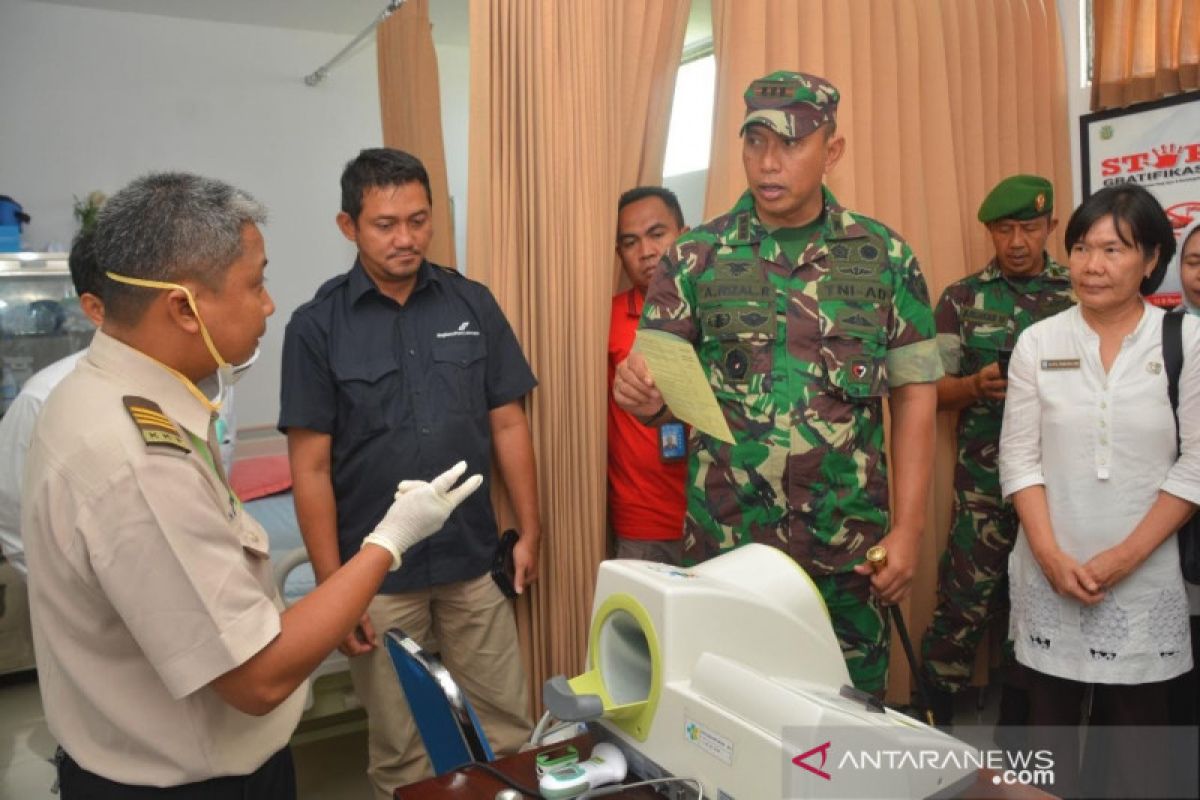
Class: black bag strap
1163,312,1184,455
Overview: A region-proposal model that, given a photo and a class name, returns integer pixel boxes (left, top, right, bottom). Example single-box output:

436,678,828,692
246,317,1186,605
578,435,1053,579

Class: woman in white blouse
999,185,1197,794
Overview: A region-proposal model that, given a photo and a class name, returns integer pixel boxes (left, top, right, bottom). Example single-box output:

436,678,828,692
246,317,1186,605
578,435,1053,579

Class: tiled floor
0,674,57,800
0,672,373,800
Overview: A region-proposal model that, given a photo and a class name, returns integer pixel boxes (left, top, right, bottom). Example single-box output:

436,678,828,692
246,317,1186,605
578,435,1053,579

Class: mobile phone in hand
491,529,519,598
997,349,1013,379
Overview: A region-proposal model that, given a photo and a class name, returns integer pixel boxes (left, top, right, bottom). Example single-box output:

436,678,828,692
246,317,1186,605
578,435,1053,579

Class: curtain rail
304,0,406,87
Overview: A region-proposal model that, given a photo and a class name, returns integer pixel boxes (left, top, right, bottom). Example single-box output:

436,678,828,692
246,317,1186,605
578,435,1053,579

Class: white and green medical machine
544,544,976,799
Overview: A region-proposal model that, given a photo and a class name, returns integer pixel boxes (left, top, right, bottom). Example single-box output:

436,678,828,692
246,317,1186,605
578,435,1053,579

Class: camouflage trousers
920,490,1018,693
811,571,890,696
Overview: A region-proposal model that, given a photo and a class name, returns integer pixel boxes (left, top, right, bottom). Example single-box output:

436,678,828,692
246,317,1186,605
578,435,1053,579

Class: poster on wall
1081,91,1200,308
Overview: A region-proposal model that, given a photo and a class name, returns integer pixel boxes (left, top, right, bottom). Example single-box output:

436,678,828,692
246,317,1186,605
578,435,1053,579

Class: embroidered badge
122,396,190,454
961,307,1010,326
1147,361,1163,374
858,243,880,261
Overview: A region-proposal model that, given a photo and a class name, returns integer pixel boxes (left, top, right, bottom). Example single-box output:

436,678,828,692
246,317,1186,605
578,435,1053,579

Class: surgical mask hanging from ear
197,346,258,412
105,270,236,413
230,346,260,383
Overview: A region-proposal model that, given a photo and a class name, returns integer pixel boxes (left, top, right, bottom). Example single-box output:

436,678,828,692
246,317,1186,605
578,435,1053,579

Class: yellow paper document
634,329,735,444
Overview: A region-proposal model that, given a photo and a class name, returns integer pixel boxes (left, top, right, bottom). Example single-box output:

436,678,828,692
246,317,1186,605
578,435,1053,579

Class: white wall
435,43,471,268
0,0,382,428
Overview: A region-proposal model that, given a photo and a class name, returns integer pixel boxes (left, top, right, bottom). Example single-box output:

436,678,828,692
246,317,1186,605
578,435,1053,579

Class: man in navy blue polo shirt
279,149,539,796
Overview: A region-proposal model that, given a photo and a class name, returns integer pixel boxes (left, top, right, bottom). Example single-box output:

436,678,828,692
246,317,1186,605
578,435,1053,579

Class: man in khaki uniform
23,172,480,798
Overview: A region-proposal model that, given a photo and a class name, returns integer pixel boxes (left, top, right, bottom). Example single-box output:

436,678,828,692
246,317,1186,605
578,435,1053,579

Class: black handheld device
491,529,520,598
997,348,1013,379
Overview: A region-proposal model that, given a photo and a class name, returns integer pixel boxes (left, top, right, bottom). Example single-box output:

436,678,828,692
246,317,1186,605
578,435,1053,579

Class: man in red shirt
608,187,688,562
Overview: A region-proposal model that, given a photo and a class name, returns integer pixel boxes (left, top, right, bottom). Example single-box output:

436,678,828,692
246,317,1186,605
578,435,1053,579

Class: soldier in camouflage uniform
918,175,1074,723
613,71,942,694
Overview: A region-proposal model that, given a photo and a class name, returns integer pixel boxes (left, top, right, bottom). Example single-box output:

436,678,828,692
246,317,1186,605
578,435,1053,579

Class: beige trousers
347,573,531,799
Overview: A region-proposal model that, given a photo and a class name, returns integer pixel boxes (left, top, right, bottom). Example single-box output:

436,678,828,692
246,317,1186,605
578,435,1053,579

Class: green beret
977,175,1054,223
740,70,839,140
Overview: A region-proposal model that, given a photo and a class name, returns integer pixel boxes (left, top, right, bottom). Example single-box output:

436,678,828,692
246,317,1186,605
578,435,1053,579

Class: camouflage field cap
977,175,1054,223
740,70,839,140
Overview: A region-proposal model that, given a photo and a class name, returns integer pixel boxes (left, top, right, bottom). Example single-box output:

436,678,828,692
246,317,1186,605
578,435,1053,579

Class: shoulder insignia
122,396,191,454
736,213,750,243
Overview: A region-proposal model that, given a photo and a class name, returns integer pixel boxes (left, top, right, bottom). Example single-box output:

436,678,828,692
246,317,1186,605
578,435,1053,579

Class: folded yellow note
634,329,735,444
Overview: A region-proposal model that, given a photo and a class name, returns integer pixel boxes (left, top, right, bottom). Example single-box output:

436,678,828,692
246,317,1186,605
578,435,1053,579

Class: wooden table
393,736,662,799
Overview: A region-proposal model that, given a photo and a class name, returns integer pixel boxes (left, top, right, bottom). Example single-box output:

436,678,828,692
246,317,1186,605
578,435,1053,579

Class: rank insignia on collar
122,396,190,454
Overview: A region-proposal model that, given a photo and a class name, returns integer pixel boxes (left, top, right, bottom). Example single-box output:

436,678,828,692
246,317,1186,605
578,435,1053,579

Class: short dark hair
1065,184,1177,296
68,227,102,298
617,186,685,229
340,148,432,221
93,172,267,325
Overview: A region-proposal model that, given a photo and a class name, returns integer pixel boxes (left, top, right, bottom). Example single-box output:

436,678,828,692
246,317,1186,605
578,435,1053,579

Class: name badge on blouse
1040,358,1080,370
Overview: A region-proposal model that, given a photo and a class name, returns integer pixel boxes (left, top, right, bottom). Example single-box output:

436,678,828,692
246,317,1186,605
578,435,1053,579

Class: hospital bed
237,461,364,741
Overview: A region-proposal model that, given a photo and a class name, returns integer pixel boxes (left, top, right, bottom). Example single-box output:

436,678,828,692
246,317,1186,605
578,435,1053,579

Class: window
663,54,716,178
1082,0,1093,88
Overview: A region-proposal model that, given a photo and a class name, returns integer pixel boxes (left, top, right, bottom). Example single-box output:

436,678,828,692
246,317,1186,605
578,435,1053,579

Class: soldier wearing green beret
614,70,942,695
918,174,1075,724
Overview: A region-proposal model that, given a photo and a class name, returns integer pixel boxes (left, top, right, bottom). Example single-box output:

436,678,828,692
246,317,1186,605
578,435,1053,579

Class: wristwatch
644,403,669,425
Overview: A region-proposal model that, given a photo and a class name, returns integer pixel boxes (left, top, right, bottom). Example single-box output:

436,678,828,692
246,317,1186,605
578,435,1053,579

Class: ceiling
30,0,711,47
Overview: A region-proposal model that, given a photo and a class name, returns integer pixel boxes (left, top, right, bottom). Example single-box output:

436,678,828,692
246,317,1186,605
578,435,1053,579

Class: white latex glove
361,461,483,570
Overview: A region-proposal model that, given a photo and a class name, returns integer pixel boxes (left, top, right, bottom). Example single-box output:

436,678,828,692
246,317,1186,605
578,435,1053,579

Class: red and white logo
793,741,833,781
1166,201,1200,233
1101,142,1200,176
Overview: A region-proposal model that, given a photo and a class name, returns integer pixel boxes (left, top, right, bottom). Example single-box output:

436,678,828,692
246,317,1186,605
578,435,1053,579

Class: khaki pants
347,573,531,799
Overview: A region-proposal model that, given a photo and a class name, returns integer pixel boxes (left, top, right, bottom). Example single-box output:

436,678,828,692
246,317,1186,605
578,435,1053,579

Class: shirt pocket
961,315,1011,375
817,301,889,400
431,337,487,413
699,302,776,389
233,509,271,560
332,357,399,441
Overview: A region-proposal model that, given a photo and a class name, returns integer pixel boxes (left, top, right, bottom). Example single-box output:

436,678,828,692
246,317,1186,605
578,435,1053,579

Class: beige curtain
708,0,1072,703
1092,0,1200,109
467,0,690,716
377,0,457,266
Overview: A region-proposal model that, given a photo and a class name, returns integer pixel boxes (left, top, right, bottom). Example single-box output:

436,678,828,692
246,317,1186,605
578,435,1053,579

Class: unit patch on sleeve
122,396,191,454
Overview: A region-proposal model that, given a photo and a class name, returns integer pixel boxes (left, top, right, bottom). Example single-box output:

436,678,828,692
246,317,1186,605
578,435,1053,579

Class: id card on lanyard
658,421,686,462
